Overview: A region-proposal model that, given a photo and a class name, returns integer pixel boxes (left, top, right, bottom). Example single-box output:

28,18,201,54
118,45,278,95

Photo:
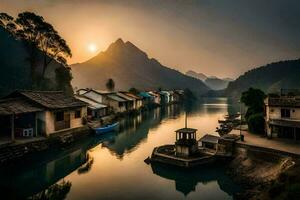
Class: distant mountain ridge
71,39,209,96
226,59,300,97
185,70,233,90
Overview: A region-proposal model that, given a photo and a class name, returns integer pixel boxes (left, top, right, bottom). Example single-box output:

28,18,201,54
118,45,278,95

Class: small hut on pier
175,128,198,157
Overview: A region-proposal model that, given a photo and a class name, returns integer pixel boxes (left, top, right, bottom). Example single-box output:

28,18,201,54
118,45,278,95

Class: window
281,109,290,118
55,111,64,121
75,109,81,118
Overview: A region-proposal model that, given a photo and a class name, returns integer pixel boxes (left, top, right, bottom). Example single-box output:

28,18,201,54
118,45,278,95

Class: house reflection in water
0,139,97,199
102,105,182,158
150,162,241,197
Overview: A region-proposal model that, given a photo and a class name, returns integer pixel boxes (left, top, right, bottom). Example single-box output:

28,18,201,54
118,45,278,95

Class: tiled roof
107,94,127,102
116,93,134,101
121,92,142,100
5,91,87,109
267,97,300,107
0,97,43,115
75,95,107,109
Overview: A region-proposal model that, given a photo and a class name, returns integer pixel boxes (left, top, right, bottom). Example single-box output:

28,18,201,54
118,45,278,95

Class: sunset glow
88,43,98,53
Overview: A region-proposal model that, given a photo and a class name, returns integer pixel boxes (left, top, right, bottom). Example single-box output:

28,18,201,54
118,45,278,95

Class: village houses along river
0,98,242,200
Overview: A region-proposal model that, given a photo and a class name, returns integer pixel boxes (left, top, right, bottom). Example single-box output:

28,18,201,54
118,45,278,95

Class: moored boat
94,122,119,134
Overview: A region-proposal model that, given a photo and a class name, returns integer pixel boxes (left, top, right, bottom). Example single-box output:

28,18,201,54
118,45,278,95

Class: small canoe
94,122,119,135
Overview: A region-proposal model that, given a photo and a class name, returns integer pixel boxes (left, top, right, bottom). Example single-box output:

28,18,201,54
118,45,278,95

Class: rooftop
107,94,127,102
175,128,197,133
199,134,220,144
116,92,135,101
0,97,43,115
75,95,107,109
269,118,300,128
266,97,300,107
120,92,142,100
5,91,87,110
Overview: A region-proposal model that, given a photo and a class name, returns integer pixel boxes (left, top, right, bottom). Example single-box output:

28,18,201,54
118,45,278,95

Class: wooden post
185,112,187,128
11,114,15,142
35,113,38,137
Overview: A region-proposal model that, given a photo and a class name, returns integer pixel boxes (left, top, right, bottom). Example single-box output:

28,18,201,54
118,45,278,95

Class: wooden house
79,89,128,114
0,91,88,141
265,93,300,140
75,95,109,120
198,134,219,150
116,92,135,111
120,92,143,110
159,91,170,105
148,91,161,105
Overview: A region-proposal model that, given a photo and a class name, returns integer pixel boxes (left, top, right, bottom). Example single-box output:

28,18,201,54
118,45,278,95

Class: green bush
247,113,265,134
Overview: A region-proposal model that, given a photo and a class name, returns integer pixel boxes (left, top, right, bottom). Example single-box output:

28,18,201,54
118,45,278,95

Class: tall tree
106,78,115,91
0,13,16,35
241,88,266,134
15,12,72,77
241,87,266,120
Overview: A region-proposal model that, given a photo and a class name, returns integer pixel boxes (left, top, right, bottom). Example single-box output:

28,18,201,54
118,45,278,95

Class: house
0,91,88,140
75,95,109,120
265,92,300,140
79,89,127,113
168,91,175,103
116,92,135,111
198,134,219,150
159,91,170,105
148,91,161,105
105,93,128,113
120,92,143,110
139,92,154,107
174,90,184,103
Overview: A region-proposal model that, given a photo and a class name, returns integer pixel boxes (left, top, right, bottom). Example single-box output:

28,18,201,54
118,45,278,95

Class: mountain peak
104,39,148,60
115,38,125,45
106,38,125,53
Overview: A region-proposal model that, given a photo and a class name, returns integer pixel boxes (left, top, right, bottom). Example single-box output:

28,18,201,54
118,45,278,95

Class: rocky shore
227,147,300,199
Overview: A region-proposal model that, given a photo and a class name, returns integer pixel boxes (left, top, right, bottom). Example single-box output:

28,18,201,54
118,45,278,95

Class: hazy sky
2,0,300,78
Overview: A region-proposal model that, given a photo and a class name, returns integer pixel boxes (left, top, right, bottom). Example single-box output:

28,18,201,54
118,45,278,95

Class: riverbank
227,145,300,199
0,102,183,166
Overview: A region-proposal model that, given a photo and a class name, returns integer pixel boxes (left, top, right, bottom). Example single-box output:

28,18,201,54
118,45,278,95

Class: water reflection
28,180,71,200
0,98,241,199
102,104,183,159
150,163,241,197
0,136,102,199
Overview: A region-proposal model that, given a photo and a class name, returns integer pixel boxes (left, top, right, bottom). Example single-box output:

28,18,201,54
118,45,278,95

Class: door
64,112,71,129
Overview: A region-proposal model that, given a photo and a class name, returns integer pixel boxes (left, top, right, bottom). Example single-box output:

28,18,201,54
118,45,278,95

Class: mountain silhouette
186,70,233,90
226,59,300,97
71,39,209,96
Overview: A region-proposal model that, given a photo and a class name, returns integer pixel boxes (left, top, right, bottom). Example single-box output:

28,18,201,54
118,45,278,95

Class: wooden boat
94,122,119,135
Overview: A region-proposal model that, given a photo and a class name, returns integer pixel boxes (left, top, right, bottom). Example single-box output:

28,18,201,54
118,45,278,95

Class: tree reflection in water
28,180,71,200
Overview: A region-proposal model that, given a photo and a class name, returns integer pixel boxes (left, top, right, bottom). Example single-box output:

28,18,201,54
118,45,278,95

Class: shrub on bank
247,113,265,134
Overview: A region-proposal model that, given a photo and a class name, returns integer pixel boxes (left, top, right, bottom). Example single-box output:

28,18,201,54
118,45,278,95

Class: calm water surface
0,98,242,200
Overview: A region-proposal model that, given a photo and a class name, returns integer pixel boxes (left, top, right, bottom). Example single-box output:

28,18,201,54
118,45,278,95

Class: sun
88,43,98,53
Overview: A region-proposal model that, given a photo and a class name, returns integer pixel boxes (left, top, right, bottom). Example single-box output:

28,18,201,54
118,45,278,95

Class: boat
94,122,119,134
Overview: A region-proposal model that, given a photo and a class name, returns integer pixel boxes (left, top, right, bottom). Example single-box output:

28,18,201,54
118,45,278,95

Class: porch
268,119,300,140
0,97,45,143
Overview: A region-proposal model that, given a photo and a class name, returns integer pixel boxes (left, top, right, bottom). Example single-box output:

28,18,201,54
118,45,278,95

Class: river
0,98,242,200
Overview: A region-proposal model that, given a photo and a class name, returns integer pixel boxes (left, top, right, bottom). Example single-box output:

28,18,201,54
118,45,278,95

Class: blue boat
94,122,119,135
